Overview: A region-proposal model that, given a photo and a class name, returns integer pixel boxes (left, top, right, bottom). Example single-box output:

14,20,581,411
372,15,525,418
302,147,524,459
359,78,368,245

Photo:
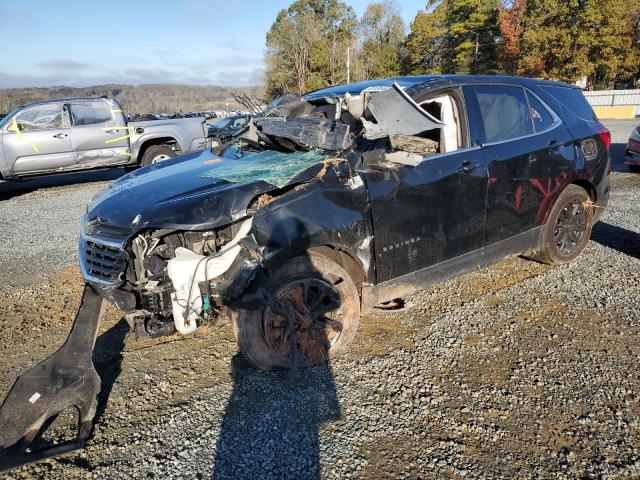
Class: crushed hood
86,148,328,231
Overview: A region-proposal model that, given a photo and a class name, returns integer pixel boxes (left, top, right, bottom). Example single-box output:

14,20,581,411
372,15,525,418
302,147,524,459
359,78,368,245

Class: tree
443,0,501,74
497,0,526,74
404,0,500,75
517,0,640,87
404,3,447,74
583,0,640,88
264,0,357,97
358,1,407,79
517,0,591,81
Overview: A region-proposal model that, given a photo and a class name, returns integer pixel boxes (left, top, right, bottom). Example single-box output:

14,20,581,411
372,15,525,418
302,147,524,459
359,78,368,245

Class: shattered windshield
200,146,328,188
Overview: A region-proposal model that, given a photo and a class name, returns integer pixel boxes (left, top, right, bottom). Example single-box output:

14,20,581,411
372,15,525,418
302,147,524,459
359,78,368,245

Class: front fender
249,165,374,282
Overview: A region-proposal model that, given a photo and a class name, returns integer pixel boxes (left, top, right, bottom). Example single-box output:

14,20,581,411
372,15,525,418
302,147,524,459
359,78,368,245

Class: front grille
79,222,130,285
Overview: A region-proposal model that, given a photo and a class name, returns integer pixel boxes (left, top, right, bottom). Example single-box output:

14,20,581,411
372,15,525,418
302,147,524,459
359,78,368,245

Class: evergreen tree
405,0,500,75
404,2,447,74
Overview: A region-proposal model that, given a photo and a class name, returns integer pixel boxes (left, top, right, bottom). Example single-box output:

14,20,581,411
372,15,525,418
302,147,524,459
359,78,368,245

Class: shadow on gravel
212,354,340,480
92,318,129,428
592,221,640,259
0,168,129,201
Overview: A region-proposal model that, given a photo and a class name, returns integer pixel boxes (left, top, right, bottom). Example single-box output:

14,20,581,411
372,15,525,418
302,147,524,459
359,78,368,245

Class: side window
13,104,68,131
70,102,113,126
526,91,555,132
475,85,533,143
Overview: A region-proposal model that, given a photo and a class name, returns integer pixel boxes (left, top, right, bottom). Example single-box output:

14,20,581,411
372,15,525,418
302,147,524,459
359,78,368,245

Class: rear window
541,86,596,121
526,91,555,132
70,102,113,126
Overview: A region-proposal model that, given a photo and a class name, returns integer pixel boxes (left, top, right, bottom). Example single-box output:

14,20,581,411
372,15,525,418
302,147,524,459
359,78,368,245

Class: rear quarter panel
530,84,610,215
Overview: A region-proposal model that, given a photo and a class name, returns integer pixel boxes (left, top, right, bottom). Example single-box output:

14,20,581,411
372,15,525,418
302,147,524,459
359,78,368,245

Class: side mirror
16,122,26,132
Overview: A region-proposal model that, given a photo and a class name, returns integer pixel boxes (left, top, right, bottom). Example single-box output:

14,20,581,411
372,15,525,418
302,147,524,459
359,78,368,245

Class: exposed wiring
178,255,216,327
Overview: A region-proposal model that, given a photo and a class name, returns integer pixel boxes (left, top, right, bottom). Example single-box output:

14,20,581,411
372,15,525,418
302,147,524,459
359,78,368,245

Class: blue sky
0,0,427,88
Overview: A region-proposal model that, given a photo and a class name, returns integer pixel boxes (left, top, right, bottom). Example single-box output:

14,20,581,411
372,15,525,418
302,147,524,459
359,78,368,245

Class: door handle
53,133,68,139
457,161,481,174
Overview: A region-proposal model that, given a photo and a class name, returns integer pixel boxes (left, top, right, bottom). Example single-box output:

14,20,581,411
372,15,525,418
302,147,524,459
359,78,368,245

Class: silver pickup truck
0,97,210,179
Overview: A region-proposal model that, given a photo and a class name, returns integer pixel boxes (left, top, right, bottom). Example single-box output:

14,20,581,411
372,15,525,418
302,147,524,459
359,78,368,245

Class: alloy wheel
553,199,588,255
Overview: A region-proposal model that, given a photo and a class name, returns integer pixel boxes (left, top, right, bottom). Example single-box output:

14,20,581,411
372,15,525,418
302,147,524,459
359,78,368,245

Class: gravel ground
0,168,126,287
0,120,639,479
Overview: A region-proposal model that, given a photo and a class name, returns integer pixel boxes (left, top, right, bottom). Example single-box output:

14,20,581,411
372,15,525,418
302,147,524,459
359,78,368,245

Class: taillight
598,127,611,150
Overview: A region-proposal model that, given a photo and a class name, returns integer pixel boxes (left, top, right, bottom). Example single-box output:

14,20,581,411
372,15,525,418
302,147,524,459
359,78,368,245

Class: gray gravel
0,121,639,479
0,169,125,287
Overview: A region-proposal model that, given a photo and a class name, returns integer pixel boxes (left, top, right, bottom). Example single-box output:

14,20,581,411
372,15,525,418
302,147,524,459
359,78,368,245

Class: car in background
207,114,252,145
625,125,640,172
0,97,210,180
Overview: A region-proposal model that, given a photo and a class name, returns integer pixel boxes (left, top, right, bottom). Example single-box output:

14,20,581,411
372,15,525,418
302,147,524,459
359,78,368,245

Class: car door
362,87,488,283
469,84,574,246
69,100,131,166
2,103,74,174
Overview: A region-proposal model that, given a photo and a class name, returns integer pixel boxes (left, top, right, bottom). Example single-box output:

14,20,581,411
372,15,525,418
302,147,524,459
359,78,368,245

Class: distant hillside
0,84,264,115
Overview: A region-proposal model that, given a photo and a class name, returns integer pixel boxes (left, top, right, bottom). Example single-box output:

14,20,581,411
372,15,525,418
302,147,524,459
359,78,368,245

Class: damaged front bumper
0,285,105,472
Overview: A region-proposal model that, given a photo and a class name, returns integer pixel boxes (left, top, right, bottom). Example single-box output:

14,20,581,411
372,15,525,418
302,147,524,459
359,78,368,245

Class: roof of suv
19,97,114,109
303,74,578,100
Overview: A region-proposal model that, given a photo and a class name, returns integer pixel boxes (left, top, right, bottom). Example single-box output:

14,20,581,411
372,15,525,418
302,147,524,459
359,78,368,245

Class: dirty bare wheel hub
553,199,587,255
151,154,172,164
263,278,345,367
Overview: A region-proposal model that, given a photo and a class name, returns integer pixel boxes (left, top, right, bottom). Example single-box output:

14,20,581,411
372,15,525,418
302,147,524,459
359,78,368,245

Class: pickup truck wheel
140,145,176,166
232,253,360,371
529,184,593,265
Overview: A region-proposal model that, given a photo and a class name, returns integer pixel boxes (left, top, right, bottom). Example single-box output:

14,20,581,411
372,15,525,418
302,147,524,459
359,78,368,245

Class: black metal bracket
0,284,105,472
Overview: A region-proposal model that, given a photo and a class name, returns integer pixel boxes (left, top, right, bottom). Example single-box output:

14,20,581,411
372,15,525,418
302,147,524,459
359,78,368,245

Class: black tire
529,184,594,265
140,145,177,167
232,253,360,371
629,164,640,173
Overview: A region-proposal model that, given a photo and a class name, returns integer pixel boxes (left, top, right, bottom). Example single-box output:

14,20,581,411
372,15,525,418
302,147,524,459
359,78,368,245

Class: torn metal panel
254,117,352,151
362,81,443,140
264,94,315,118
0,285,105,472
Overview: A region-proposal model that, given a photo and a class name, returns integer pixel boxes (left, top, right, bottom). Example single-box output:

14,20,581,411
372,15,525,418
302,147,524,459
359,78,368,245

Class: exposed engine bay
121,217,261,339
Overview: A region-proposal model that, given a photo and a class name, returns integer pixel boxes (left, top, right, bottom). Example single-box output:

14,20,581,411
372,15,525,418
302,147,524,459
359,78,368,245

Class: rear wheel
140,145,177,166
529,184,593,265
232,253,360,371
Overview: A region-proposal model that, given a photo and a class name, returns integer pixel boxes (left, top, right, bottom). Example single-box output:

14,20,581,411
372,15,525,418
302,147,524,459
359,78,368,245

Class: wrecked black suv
80,75,610,370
